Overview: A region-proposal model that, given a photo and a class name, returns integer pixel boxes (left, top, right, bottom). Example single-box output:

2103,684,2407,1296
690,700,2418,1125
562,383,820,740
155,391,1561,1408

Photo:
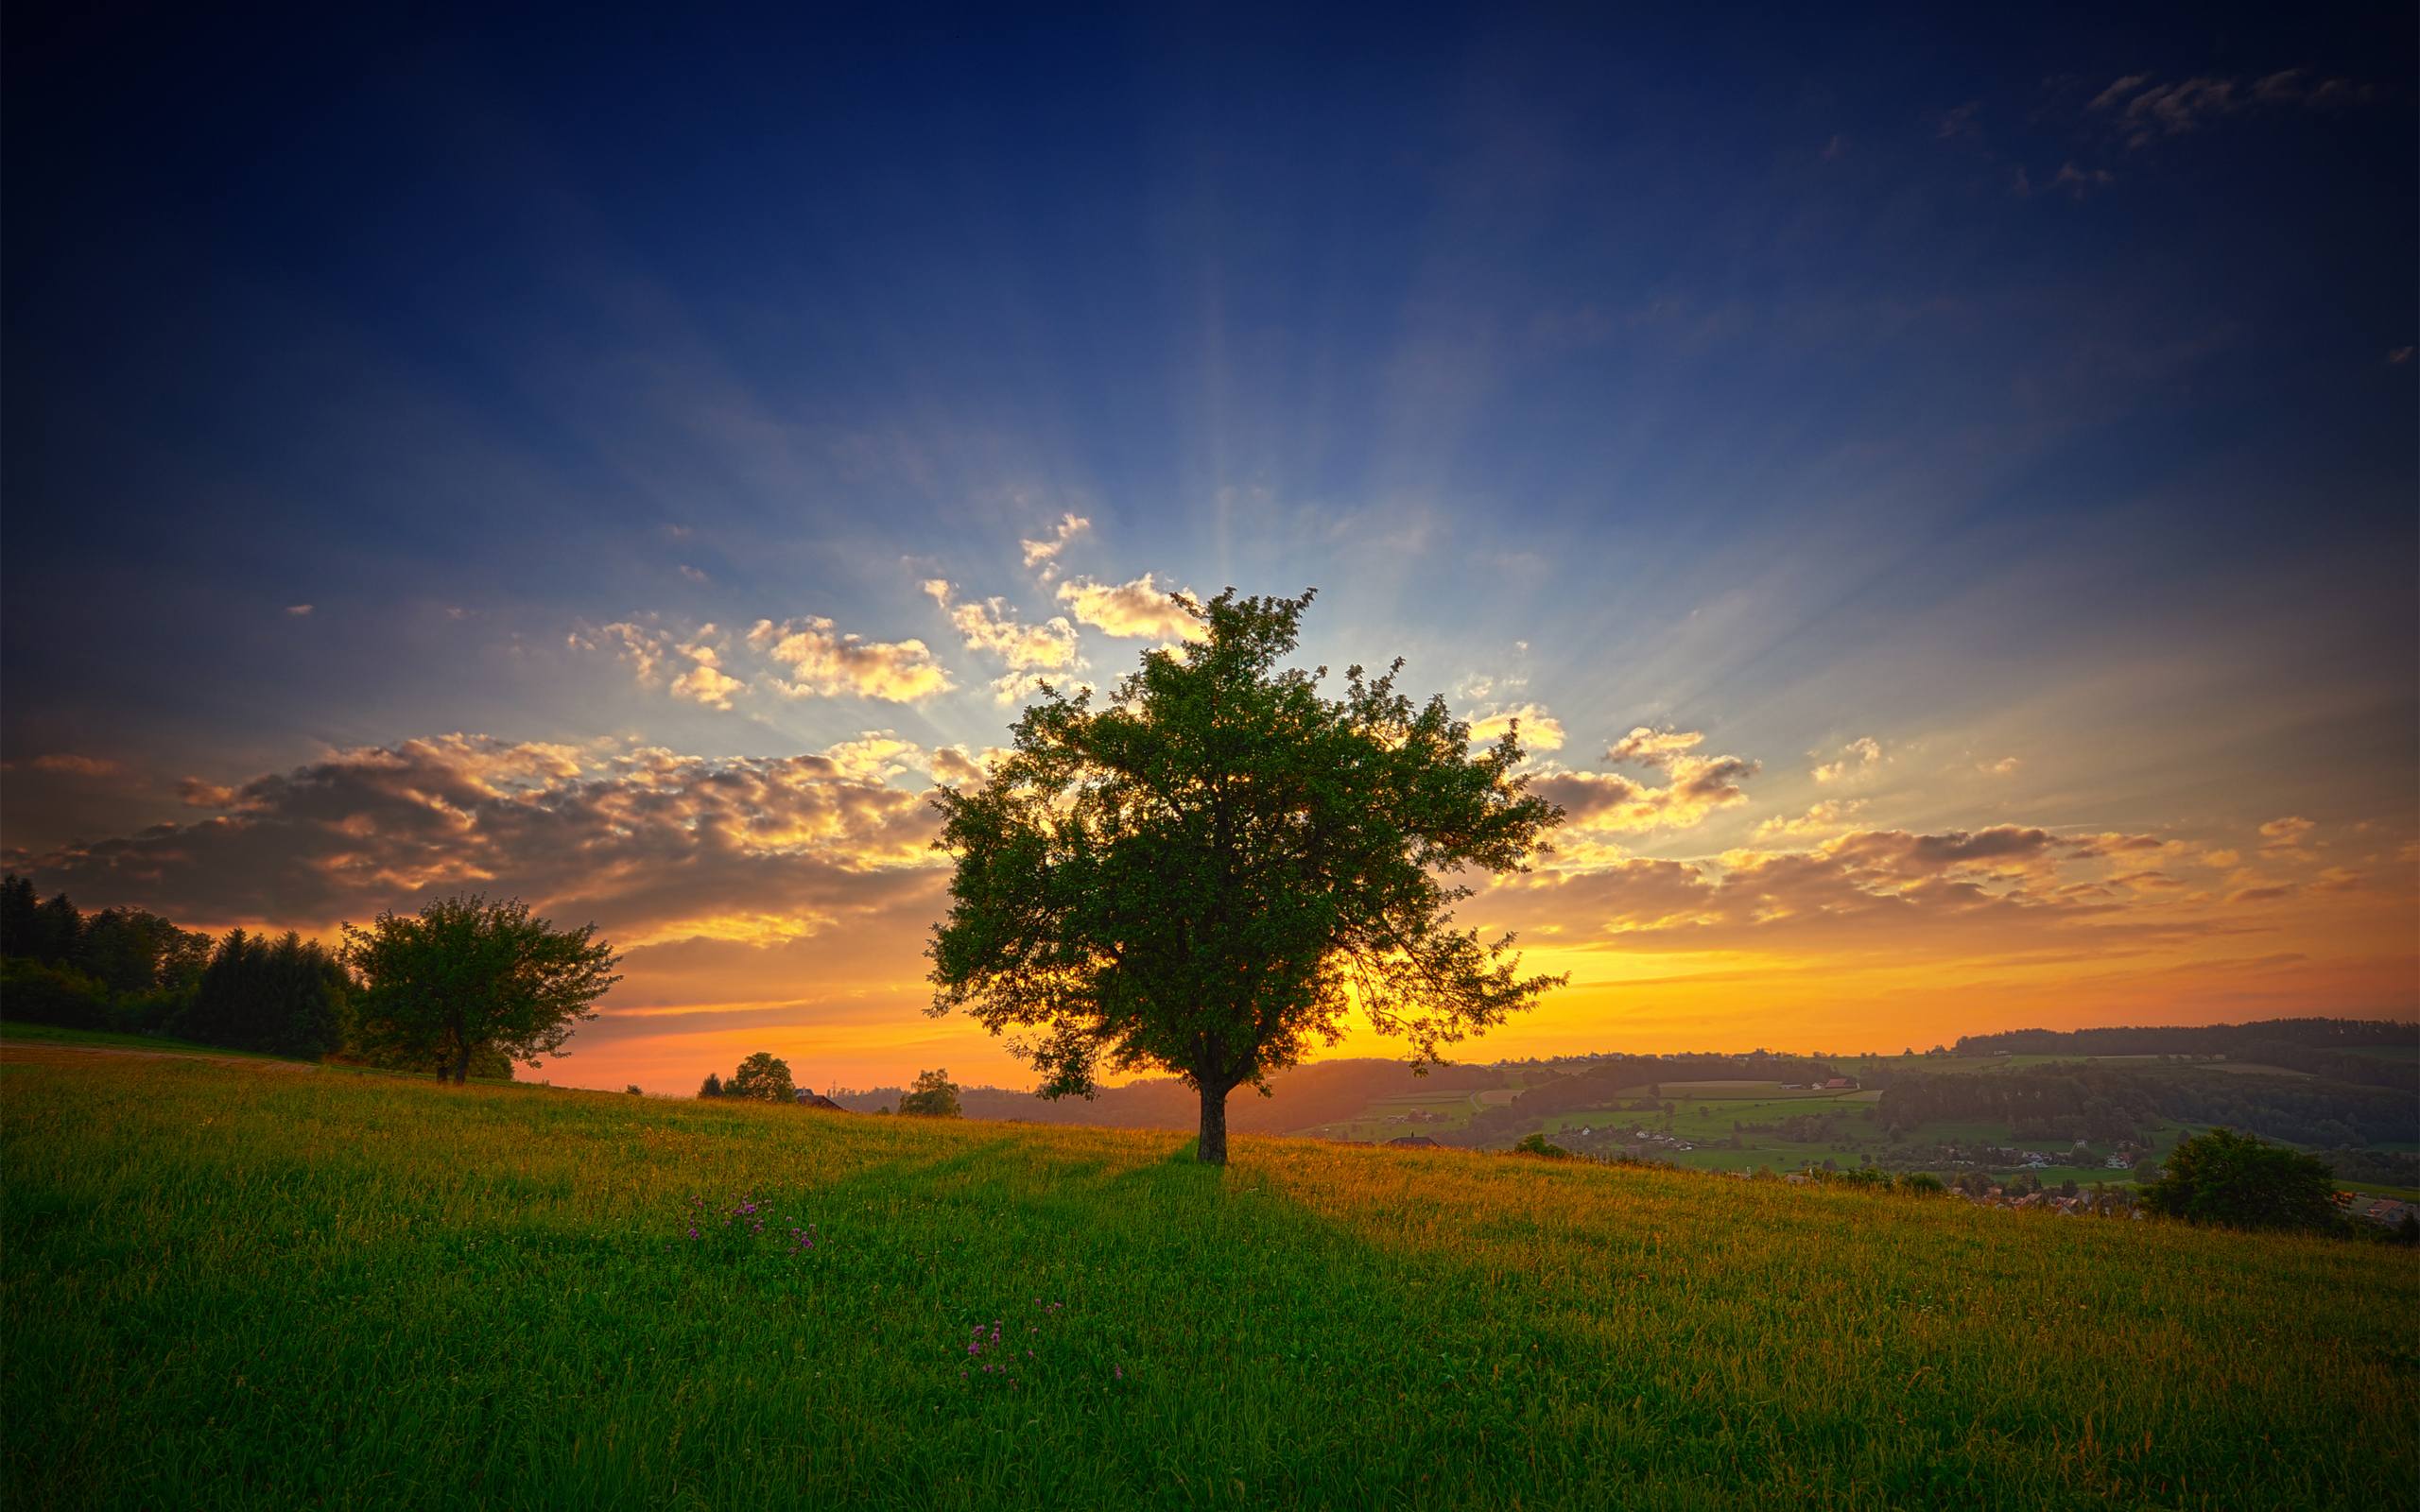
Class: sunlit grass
4,1053,2413,1508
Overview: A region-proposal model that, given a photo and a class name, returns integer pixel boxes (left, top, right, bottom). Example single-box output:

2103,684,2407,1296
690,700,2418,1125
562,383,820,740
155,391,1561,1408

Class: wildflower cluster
957,1297,1096,1392
666,1193,819,1262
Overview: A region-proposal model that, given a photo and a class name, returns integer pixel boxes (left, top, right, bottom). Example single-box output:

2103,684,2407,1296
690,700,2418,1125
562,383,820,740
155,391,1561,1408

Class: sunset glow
5,9,2411,1094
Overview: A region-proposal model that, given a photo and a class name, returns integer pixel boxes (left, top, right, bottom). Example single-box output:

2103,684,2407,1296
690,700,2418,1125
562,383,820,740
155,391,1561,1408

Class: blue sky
5,4,2412,1089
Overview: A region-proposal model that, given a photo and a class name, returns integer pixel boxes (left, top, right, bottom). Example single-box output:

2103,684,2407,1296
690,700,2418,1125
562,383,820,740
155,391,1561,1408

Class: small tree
929,589,1564,1164
624,1084,643,1095
699,1072,724,1099
725,1052,795,1101
897,1068,961,1118
342,895,620,1083
2141,1127,2340,1233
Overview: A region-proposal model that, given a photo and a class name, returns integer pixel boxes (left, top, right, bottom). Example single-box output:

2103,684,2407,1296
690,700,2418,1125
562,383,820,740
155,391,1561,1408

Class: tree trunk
1197,1081,1229,1166
449,1043,472,1084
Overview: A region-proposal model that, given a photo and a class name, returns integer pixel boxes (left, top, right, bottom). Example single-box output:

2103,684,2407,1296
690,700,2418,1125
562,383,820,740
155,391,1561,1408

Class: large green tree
342,895,621,1083
725,1052,796,1101
2141,1127,2341,1233
927,589,1564,1165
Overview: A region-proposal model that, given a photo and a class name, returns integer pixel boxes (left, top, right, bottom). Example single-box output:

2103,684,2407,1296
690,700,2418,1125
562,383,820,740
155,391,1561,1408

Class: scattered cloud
1811,737,1882,784
679,564,710,584
1053,574,1204,642
747,617,955,702
1979,756,2021,776
285,604,314,616
573,620,747,711
1753,799,1867,841
2089,70,2376,149
1018,513,1091,579
1530,729,1759,834
2390,347,2413,366
2014,162,2114,199
27,753,123,778
666,631,743,711
2258,815,2317,861
1467,703,1565,753
922,579,1083,702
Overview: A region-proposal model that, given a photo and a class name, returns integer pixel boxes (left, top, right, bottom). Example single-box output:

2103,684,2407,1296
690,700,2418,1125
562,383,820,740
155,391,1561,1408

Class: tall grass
4,1054,2411,1508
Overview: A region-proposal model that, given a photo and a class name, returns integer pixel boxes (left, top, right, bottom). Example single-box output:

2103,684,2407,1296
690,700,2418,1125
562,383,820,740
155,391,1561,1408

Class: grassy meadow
5,1043,2416,1509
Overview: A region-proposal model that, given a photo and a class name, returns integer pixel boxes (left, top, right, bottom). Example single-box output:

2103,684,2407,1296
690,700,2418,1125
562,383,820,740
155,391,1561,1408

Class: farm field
6,1044,2417,1508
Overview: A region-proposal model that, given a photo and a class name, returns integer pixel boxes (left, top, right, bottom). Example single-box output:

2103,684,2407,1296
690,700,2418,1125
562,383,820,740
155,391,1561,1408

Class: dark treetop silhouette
926,588,1564,1164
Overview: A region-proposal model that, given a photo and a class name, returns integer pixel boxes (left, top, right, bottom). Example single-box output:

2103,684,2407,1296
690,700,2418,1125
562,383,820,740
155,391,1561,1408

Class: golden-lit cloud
1811,736,1882,783
2259,815,2317,861
921,579,1083,703
747,616,955,702
1467,703,1565,752
1752,799,1867,841
1530,728,1760,835
1053,574,1205,642
1017,512,1091,578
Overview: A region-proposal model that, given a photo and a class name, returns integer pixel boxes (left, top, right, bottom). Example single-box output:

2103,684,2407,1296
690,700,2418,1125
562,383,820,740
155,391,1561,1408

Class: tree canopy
341,895,620,1083
726,1052,797,1101
927,588,1564,1163
2140,1127,2341,1233
897,1068,961,1118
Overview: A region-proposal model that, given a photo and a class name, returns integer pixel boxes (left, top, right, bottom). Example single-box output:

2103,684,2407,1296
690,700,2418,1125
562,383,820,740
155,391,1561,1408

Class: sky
4,3,2413,1094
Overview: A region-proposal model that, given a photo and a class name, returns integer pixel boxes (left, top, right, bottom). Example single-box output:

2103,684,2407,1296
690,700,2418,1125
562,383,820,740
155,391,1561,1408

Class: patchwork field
4,1043,2415,1508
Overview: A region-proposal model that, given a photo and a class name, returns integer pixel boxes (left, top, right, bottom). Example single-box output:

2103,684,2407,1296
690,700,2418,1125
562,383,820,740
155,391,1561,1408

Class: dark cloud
4,734,949,947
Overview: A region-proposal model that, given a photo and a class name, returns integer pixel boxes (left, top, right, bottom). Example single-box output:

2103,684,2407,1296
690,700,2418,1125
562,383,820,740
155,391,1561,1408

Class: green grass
4,1053,2414,1509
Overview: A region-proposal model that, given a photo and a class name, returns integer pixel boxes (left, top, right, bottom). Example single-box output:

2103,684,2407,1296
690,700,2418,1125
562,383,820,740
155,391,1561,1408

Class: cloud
2258,815,2317,861
2090,71,2375,149
573,620,747,711
747,617,954,702
1484,821,2235,958
2390,348,2413,366
9,734,951,949
2014,162,2115,199
285,604,314,616
666,633,743,712
1753,799,1866,841
1978,756,2021,776
1604,727,1706,769
1530,729,1759,834
27,754,123,778
1018,513,1092,578
922,579,1083,702
1811,737,1882,784
1053,574,1205,642
1468,703,1565,753
679,564,710,584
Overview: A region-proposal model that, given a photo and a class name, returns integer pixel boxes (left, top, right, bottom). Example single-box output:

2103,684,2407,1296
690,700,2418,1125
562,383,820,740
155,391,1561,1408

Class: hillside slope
3,1051,2413,1509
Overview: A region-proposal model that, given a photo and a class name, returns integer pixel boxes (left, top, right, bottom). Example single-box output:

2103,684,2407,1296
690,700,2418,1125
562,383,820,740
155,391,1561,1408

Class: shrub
1512,1133,1570,1160
0,957,111,1029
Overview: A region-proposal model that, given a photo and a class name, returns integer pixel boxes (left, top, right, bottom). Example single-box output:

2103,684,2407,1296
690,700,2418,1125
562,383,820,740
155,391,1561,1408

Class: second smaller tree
897,1068,961,1118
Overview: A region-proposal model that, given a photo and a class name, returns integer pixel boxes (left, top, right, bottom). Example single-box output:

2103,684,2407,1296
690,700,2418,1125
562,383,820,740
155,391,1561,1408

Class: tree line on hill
1878,1061,2419,1148
700,1056,961,1115
0,878,617,1081
1951,1019,2416,1091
